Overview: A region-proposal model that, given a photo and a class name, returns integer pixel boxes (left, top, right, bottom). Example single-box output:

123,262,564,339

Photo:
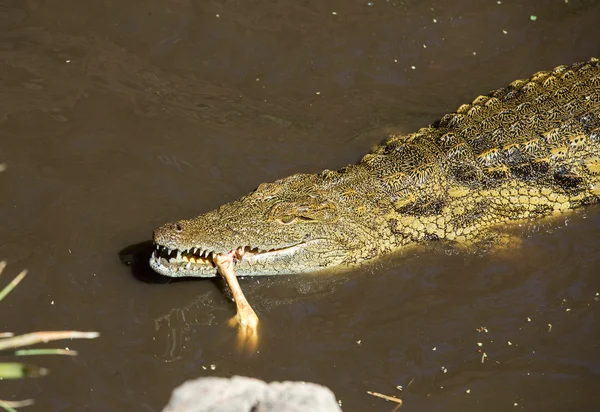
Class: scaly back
361,58,600,211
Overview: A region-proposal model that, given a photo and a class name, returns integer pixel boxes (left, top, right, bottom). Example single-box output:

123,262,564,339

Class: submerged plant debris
0,261,99,410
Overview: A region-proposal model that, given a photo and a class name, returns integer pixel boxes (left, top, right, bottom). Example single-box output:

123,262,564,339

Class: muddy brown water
1,0,599,411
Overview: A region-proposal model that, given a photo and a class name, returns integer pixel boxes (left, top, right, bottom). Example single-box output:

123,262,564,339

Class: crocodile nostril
175,223,183,232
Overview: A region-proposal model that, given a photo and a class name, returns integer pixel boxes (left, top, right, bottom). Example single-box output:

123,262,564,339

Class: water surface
1,0,599,410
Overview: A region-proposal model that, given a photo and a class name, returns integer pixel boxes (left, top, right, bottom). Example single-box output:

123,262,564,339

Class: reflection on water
1,0,599,410
154,292,220,362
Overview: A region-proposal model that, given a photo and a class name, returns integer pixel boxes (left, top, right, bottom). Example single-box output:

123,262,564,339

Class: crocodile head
150,167,387,277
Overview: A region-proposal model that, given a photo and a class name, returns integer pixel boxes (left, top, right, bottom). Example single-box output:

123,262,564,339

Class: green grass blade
0,331,99,351
0,404,17,412
0,269,27,303
0,399,35,411
15,348,78,356
0,362,48,379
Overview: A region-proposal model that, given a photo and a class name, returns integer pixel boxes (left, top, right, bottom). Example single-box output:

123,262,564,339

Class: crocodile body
151,58,600,278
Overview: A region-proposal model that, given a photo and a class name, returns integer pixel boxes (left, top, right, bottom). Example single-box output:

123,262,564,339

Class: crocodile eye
278,215,296,225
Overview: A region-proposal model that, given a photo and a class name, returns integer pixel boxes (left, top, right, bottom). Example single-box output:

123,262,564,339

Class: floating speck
441,366,447,373
65,59,71,63
565,308,571,312
411,66,416,70
356,340,361,345
514,402,518,406
215,14,220,18
432,347,436,351
530,15,537,21
481,352,487,363
210,364,216,370
396,385,403,391
338,400,342,407
0,163,6,172
332,11,337,15
466,389,471,394
51,301,54,305
433,18,437,23
527,317,531,322
476,342,483,347
548,324,552,332
367,2,374,5
508,341,513,346
423,44,427,48
315,91,321,95
502,30,508,34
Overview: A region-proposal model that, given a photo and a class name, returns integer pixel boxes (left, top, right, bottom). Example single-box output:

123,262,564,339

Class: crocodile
150,58,600,342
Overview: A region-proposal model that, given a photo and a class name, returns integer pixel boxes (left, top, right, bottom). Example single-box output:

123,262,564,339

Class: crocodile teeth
190,257,197,263
183,256,189,262
185,262,191,269
192,247,198,254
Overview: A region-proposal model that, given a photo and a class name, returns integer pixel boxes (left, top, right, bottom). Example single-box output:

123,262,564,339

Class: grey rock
162,375,342,412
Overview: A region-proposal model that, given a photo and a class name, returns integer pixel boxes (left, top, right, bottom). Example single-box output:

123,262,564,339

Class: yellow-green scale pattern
358,58,600,249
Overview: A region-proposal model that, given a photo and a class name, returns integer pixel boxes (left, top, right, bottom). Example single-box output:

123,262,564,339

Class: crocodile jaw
148,239,341,277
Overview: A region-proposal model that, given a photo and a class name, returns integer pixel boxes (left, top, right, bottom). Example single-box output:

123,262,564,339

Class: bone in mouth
213,250,259,333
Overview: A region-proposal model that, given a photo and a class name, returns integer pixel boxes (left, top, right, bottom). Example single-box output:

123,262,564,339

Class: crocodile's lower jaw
148,242,309,278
